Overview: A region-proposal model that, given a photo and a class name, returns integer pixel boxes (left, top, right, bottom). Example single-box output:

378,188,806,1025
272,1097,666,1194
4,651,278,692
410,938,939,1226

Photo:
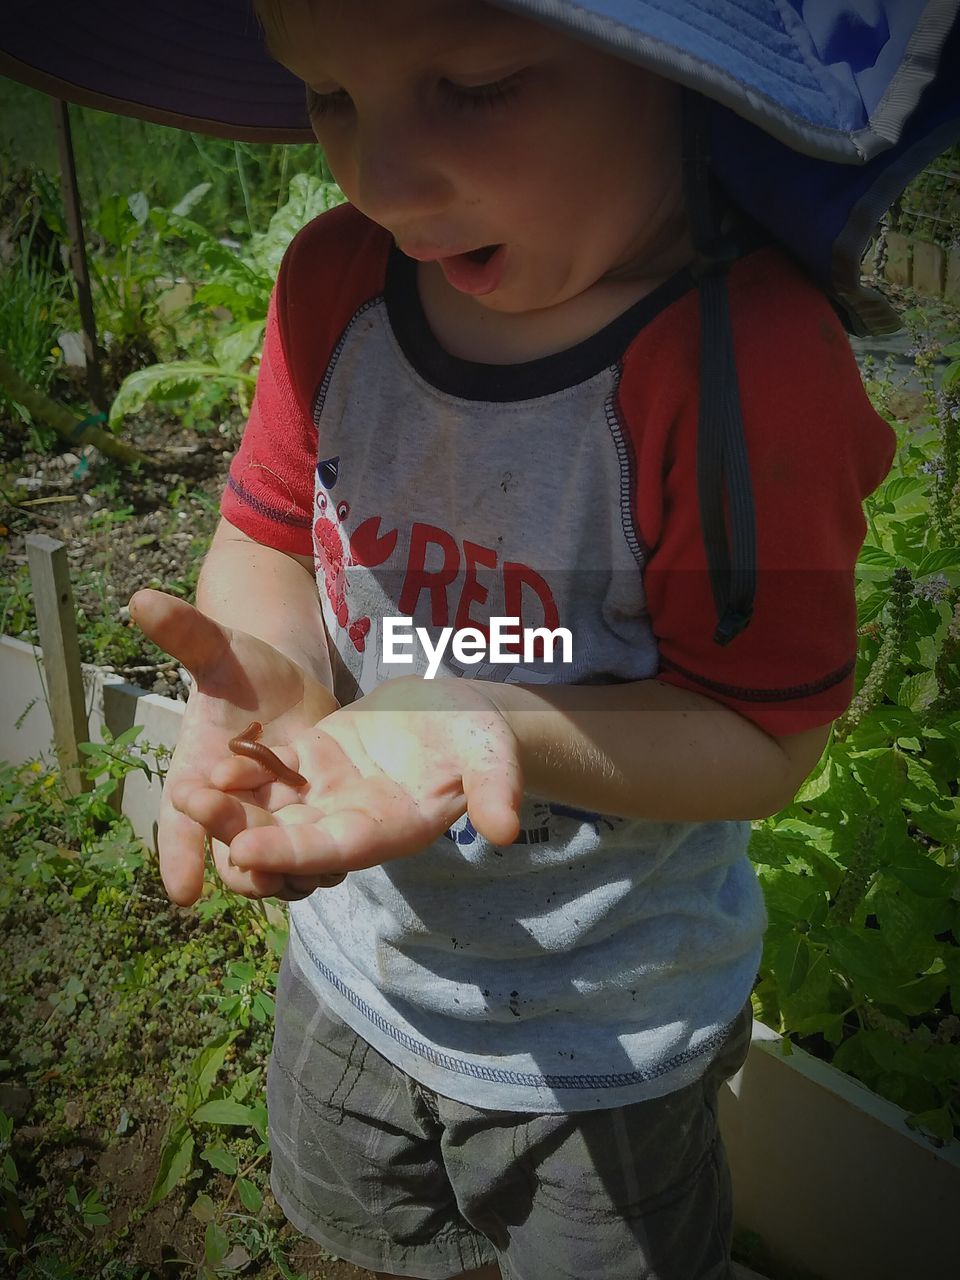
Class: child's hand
128,589,339,906
169,674,524,883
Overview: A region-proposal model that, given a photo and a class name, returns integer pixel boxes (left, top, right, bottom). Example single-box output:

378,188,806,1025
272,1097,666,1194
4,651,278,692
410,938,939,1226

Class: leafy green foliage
107,174,344,430
0,210,72,437
752,371,960,1143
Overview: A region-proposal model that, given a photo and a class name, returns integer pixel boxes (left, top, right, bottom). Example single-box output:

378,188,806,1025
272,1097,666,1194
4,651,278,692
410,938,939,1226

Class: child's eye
306,86,353,119
440,74,522,112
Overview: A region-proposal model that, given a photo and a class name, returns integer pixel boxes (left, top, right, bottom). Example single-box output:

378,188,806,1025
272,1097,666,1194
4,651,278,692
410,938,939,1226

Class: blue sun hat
3,0,959,640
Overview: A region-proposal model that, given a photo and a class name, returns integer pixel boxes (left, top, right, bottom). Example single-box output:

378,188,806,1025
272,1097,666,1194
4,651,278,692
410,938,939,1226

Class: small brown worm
227,721,307,788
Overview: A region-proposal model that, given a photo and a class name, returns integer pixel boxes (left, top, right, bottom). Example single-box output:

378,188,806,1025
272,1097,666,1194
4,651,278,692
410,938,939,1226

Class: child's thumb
128,588,229,680
464,758,523,848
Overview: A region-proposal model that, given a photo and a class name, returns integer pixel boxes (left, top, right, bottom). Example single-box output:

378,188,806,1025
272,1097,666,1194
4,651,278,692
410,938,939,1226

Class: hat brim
1,0,313,144
1,0,957,159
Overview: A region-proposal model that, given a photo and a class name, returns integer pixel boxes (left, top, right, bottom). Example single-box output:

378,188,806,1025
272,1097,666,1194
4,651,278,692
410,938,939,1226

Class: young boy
130,0,895,1275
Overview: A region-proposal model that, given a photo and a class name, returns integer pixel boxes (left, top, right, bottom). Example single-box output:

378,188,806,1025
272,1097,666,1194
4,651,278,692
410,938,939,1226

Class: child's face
265,0,687,317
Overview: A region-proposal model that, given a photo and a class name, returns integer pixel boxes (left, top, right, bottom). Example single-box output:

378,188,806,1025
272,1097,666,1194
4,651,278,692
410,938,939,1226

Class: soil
1,400,241,701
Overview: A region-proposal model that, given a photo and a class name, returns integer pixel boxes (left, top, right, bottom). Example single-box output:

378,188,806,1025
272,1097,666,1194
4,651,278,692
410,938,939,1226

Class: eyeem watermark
383,616,573,679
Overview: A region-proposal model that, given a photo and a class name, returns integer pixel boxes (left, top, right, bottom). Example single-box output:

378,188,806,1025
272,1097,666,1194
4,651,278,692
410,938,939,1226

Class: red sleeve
220,203,391,555
621,248,896,736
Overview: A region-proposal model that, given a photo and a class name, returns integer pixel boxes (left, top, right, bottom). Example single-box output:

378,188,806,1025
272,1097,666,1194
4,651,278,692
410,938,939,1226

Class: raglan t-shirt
221,203,894,1111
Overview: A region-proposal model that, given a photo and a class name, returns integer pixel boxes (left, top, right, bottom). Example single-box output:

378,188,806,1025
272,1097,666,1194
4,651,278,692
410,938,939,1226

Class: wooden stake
52,98,107,413
25,534,91,795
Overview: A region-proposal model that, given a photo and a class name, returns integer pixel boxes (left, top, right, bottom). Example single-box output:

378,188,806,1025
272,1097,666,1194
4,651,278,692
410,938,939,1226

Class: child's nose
352,117,450,225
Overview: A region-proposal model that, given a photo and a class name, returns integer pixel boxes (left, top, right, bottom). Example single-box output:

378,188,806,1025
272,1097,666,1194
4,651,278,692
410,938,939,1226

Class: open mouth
464,244,499,265
437,243,507,296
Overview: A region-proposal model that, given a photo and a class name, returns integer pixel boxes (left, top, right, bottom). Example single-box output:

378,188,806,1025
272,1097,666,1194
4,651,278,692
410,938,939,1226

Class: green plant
107,174,345,430
751,369,960,1143
0,213,71,440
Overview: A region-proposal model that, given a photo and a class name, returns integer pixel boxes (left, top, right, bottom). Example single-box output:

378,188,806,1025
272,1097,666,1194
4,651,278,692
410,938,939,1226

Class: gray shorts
267,944,753,1280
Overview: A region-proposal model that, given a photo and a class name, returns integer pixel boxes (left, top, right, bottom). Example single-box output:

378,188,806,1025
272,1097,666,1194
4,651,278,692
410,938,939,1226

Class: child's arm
481,677,830,821
192,516,333,686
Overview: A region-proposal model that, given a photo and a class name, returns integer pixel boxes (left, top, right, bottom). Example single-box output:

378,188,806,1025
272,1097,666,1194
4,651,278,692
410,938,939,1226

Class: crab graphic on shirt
313,456,398,652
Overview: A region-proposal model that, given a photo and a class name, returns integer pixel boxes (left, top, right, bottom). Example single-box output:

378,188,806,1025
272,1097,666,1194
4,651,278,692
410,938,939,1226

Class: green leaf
171,181,212,217
793,751,834,803
777,949,843,1039
187,1033,238,1114
250,1103,269,1143
252,991,275,1023
755,865,826,930
896,671,938,713
147,1125,194,1207
205,1221,229,1267
109,361,255,428
192,1100,258,1127
906,1107,956,1143
238,1177,263,1213
915,547,960,577
247,173,345,279
127,191,150,226
112,725,145,748
213,320,265,374
192,1193,217,1222
857,545,899,566
875,475,925,506
872,886,939,974
885,844,952,898
771,932,811,997
97,193,139,250
201,1143,238,1175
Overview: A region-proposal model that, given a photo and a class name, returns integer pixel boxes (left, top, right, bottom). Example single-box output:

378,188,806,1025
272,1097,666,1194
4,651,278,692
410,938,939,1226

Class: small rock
63,1098,83,1128
57,331,86,367
221,1245,252,1272
0,1084,33,1122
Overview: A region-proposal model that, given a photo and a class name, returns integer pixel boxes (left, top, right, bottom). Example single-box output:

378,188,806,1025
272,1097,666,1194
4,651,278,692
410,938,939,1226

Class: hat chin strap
682,90,757,646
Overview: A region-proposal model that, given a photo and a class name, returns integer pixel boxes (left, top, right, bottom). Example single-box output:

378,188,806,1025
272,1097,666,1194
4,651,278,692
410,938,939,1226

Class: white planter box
2,634,957,1280
0,633,184,848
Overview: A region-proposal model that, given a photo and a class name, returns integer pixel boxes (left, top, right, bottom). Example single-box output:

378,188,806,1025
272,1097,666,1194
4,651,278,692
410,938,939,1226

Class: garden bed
1,409,237,700
2,614,959,1280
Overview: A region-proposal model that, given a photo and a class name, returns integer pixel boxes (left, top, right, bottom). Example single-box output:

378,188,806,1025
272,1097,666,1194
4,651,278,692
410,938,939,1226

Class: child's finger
170,779,275,849
128,588,229,682
207,834,294,899
156,802,210,907
228,783,461,874
462,754,523,847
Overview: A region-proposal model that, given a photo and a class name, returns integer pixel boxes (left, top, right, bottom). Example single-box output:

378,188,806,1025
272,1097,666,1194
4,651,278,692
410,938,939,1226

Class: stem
864,501,883,549
221,1148,269,1213
0,348,154,468
277,145,290,214
234,142,255,237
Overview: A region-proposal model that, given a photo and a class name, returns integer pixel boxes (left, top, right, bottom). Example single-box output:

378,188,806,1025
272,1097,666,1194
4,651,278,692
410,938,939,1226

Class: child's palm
187,675,523,882
128,589,338,904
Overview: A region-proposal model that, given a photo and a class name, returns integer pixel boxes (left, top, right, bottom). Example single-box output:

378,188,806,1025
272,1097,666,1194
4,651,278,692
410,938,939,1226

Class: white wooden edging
2,634,958,1280
0,633,183,848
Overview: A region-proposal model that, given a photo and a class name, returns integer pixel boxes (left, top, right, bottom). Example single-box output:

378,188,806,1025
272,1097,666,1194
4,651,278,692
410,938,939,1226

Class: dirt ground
2,404,239,699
